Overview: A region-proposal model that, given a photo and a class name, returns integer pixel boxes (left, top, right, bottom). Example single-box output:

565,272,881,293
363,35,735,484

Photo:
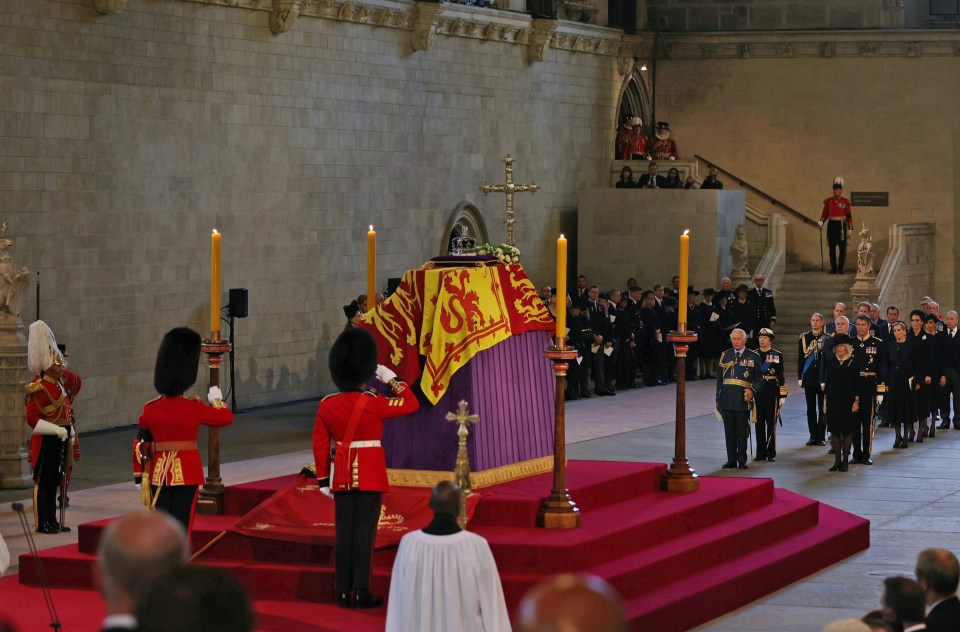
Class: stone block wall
647,0,903,31
0,0,625,429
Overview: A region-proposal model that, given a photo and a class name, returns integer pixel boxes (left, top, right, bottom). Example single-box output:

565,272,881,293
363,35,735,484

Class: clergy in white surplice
385,482,510,632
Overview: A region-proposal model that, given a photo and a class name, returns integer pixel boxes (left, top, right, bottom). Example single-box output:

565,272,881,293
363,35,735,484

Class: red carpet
8,460,869,631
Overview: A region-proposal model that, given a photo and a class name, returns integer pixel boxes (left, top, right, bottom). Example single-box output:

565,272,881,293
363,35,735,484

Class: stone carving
729,223,750,279
94,0,128,14
856,224,876,278
905,42,921,57
858,42,881,56
617,56,635,77
270,0,302,34
738,43,750,58
528,20,558,63
412,3,443,51
819,42,835,57
0,221,29,323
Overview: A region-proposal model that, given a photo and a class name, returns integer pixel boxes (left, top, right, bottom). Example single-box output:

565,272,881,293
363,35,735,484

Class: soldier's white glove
668,156,675,161
375,364,398,384
208,386,223,405
818,221,824,227
798,379,803,388
318,477,333,498
32,419,67,441
876,395,884,406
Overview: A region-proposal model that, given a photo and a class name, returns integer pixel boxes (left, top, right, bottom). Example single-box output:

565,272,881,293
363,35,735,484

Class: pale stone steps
773,270,856,369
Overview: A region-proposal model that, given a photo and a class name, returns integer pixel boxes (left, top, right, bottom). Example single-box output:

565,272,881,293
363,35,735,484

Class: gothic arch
615,66,653,154
440,202,489,256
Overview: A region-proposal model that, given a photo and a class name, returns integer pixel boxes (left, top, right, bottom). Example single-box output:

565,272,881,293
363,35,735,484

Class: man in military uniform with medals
798,313,829,446
818,177,854,274
716,328,763,470
24,321,81,534
754,329,786,462
852,314,886,464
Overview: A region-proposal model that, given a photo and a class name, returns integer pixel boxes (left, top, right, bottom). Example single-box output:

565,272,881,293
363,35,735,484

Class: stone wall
876,223,937,312
653,30,960,310
0,0,630,429
646,0,904,31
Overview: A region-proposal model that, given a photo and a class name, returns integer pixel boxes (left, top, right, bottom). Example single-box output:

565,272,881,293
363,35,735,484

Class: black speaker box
228,288,249,318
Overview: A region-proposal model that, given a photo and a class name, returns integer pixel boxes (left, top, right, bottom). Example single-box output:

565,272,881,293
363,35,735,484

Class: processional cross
480,154,540,247
445,399,480,526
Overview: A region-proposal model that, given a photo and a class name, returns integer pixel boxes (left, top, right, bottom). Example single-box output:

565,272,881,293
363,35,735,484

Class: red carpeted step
622,503,870,631
224,474,300,515
77,514,238,556
474,476,775,573
18,544,96,589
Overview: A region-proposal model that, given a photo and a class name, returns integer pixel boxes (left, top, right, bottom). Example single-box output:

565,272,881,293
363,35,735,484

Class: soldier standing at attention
716,329,763,470
818,177,854,274
754,329,786,463
798,313,829,446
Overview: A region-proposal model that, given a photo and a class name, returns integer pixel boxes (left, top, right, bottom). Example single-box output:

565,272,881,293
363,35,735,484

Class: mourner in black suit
798,313,829,446
730,286,758,345
698,289,722,378
583,287,615,396
639,291,664,387
915,547,960,632
750,275,776,332
754,329,786,462
566,304,591,400
941,310,960,429
715,329,763,469
636,161,668,189
885,321,918,449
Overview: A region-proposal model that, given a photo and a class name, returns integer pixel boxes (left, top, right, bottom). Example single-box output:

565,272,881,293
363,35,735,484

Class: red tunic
25,371,81,468
616,129,633,160
138,396,234,486
312,385,419,492
820,196,853,225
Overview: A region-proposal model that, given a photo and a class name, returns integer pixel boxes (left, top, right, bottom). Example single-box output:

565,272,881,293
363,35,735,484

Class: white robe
385,529,512,632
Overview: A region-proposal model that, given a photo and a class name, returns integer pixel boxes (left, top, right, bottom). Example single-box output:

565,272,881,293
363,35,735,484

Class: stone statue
729,223,750,279
856,224,876,278
0,220,30,321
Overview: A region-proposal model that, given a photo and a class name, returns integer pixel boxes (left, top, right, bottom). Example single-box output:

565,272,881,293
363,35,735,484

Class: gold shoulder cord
718,356,735,378
801,335,819,358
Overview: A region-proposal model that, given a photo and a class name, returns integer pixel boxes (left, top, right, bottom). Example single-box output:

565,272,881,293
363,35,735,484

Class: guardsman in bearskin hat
313,328,419,610
25,321,81,534
754,328,786,462
818,177,854,274
134,327,233,535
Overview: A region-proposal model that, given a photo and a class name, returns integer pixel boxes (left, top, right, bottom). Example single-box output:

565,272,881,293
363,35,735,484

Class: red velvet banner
231,475,481,549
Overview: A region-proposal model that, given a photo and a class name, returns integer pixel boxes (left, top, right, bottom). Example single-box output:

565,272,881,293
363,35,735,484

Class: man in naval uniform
798,313,829,446
750,274,777,333
716,328,763,469
754,329,786,462
25,321,81,534
851,314,886,464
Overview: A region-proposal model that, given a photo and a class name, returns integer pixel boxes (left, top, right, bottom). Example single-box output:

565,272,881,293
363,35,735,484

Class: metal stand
197,335,232,515
537,338,580,529
661,325,700,493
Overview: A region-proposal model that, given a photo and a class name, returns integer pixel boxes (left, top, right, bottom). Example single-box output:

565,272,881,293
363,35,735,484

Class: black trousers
754,392,777,459
853,383,876,458
721,409,749,466
826,221,847,272
947,368,960,426
152,484,199,534
334,490,382,594
33,435,65,529
804,385,825,442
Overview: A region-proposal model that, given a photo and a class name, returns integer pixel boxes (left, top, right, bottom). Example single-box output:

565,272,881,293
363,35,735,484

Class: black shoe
353,590,384,609
938,422,950,430
48,521,71,533
36,523,59,534
721,462,736,469
839,462,848,472
852,454,862,463
656,379,668,386
805,439,817,446
829,462,840,472
737,464,748,470
767,456,776,462
581,392,591,398
862,457,873,465
827,448,836,455
753,455,766,462
337,592,352,609
817,440,826,446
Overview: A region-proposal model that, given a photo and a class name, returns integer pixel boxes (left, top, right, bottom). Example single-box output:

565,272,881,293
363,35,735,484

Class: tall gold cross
445,399,480,526
480,154,539,247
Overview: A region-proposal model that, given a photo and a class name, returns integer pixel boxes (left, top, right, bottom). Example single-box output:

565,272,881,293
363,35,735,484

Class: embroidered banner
361,264,553,404
231,475,480,549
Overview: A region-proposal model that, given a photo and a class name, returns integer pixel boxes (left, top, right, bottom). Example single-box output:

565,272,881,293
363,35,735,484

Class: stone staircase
774,266,856,372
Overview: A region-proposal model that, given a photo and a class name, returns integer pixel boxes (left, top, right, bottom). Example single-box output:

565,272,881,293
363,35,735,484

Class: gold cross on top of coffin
480,154,540,247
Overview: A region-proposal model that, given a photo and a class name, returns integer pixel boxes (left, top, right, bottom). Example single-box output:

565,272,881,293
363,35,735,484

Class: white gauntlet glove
798,379,803,388
208,386,224,405
375,364,398,384
876,395,884,406
32,419,67,441
818,221,824,227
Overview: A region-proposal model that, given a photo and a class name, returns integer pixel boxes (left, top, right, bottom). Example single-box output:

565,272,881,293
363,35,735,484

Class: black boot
337,591,352,609
353,589,384,609
840,437,852,472
829,438,842,472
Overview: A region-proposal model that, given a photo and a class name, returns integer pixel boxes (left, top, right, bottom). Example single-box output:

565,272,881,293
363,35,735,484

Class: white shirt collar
101,614,137,630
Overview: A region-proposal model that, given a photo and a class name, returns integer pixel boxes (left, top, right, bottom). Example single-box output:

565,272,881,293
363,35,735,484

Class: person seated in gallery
664,167,683,189
636,161,667,189
700,166,724,189
615,166,636,188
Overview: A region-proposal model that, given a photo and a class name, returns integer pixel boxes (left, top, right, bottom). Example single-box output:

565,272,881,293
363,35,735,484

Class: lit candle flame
683,229,690,235
212,228,219,235
369,225,373,231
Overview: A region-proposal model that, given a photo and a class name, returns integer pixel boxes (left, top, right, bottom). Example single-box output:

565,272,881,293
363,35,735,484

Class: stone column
0,318,30,489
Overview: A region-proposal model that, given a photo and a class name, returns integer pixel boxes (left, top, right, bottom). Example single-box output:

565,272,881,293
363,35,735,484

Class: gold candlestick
538,337,580,528
661,324,700,492
196,337,232,515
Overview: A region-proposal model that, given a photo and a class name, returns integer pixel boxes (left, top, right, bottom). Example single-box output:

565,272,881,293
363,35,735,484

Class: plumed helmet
833,177,844,189
329,328,378,392
153,327,202,397
27,320,65,375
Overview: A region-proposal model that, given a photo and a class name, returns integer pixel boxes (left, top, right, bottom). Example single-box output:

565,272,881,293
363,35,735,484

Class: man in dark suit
583,286,615,396
572,275,589,305
750,274,776,333
96,510,188,632
916,548,960,632
941,310,960,429
636,161,668,189
716,329,763,469
878,305,900,341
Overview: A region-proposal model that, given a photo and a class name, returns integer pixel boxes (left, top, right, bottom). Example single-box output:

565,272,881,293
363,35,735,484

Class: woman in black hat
822,333,863,471
313,328,419,609
343,300,362,330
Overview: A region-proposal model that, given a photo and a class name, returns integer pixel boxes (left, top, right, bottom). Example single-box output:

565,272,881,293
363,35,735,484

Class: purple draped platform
382,330,555,473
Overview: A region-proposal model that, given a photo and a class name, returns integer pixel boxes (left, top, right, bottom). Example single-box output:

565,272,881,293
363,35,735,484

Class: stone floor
2,374,959,631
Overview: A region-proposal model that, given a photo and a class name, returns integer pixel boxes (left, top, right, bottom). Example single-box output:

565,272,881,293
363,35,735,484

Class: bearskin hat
329,328,378,392
154,327,202,397
27,321,65,375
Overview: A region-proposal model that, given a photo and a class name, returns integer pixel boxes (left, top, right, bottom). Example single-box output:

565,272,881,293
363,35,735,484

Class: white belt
341,440,381,448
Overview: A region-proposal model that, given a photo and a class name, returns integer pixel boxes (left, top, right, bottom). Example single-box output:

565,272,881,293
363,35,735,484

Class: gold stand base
537,491,581,529
660,460,700,493
196,485,224,515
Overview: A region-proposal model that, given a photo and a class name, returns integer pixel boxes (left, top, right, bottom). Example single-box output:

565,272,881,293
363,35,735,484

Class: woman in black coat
885,321,919,449
822,334,862,472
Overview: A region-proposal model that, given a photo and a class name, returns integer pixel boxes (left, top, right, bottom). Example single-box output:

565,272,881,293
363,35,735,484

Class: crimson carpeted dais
10,460,869,631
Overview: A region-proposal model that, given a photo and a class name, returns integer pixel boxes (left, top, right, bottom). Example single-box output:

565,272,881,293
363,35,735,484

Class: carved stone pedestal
0,319,30,490
850,278,880,306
